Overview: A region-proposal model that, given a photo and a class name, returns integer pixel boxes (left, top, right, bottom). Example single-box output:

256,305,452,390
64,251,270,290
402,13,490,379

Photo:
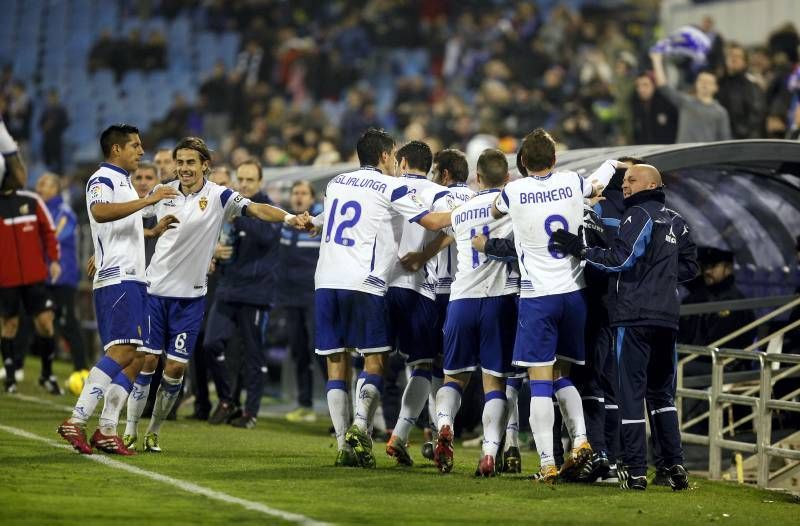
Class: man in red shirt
0,139,62,394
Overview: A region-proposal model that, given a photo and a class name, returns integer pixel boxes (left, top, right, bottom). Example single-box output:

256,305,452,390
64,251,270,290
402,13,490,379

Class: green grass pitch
0,361,797,525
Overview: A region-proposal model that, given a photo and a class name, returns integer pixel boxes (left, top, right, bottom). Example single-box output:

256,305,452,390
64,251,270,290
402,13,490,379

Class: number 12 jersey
314,167,430,295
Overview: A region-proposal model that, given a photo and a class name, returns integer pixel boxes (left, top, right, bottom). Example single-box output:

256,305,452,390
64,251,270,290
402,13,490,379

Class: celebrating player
491,129,602,483
104,137,308,452
57,124,179,454
314,129,452,468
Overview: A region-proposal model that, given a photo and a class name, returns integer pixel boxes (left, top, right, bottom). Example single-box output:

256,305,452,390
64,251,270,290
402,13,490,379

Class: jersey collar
100,162,129,176
402,173,427,179
531,172,553,181
361,165,383,174
448,183,468,188
476,188,501,195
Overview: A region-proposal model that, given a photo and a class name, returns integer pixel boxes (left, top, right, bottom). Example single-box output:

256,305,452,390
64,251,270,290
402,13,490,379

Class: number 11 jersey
314,167,430,295
495,171,591,298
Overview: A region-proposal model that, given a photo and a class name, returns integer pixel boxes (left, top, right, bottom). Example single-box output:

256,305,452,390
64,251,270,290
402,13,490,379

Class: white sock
326,380,350,450
504,381,521,450
530,380,555,467
354,374,382,432
352,372,365,418
481,391,507,458
69,356,122,424
428,373,443,428
554,377,587,448
393,371,432,441
435,382,462,431
146,374,183,435
124,371,154,437
98,375,133,435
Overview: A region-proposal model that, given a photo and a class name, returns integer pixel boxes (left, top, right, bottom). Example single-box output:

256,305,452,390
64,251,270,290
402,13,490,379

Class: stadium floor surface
0,361,797,525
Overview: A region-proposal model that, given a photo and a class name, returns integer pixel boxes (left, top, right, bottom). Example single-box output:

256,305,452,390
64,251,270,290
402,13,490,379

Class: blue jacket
215,192,281,307
46,195,79,287
275,202,322,307
585,188,699,330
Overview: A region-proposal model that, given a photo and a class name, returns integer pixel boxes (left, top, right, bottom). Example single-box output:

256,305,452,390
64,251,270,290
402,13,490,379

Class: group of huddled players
54,123,696,491
314,128,697,491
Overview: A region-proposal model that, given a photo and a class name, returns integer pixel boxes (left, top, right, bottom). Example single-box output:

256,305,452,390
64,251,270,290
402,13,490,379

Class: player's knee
143,353,160,372
33,310,55,337
481,373,505,393
363,352,387,375
1,317,19,338
444,373,469,390
326,352,349,380
106,344,138,368
164,360,186,379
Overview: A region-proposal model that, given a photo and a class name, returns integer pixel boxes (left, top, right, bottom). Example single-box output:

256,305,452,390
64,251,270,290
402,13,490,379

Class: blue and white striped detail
97,266,121,280
363,275,386,290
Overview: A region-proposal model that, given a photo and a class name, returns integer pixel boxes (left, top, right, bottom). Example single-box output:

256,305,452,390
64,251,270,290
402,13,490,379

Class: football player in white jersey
314,129,453,468
423,149,519,476
491,129,604,483
97,137,308,452
58,124,180,455
384,140,455,466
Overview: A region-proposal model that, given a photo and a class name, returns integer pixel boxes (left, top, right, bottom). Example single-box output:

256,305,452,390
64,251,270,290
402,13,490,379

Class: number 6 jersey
494,171,591,298
314,167,430,295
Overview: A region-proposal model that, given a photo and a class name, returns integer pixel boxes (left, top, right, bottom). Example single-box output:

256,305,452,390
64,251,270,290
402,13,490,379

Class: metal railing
676,296,800,488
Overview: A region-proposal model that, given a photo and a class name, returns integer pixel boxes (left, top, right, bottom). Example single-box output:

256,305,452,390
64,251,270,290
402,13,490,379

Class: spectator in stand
631,72,678,144
35,173,87,373
200,62,232,146
279,181,324,423
5,81,32,148
650,51,731,143
717,44,766,139
153,147,176,183
141,31,167,71
132,162,159,264
39,90,69,173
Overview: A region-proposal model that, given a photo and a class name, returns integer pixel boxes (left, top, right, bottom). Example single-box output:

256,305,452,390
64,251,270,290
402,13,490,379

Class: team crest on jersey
199,196,208,211
19,203,29,215
409,193,423,207
89,185,102,200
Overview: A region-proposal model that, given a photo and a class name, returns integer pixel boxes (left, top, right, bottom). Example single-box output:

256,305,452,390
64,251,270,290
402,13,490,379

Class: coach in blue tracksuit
204,160,280,428
553,164,698,491
277,181,326,421
36,173,87,371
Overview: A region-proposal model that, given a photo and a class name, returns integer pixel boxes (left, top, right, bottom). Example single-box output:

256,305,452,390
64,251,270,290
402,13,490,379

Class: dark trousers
285,304,326,408
190,329,211,415
48,285,88,370
203,300,268,417
615,325,683,477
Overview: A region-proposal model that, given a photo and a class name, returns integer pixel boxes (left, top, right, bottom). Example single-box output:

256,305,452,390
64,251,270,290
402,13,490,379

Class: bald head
35,173,60,201
622,164,662,199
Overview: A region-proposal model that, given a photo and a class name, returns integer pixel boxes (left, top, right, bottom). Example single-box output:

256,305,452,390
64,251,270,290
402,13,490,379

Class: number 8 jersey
494,171,592,298
314,167,430,295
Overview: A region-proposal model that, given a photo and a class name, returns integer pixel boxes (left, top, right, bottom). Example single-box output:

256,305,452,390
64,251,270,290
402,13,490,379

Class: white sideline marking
14,393,73,412
0,423,330,526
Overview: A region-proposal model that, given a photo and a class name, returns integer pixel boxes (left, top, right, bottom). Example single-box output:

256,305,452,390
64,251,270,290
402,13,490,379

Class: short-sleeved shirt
450,189,518,300
86,162,146,289
314,167,430,295
494,171,590,298
388,174,450,300
143,179,250,298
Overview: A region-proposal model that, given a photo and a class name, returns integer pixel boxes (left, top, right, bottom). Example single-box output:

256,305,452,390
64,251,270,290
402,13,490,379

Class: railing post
708,348,723,480
756,353,773,488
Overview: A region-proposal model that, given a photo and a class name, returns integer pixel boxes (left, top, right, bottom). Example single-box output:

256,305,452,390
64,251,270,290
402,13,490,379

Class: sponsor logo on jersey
89,185,102,200
199,196,208,211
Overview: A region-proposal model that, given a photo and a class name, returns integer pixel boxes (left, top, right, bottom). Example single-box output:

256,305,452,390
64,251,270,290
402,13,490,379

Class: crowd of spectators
88,29,168,79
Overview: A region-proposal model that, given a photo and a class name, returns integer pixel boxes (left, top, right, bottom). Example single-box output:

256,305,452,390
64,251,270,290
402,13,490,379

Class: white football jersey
495,171,591,298
434,184,476,294
314,167,430,295
143,180,250,298
86,162,146,289
388,174,450,299
450,189,518,300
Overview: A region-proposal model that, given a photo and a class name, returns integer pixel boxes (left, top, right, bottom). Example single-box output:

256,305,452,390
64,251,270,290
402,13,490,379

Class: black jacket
215,192,280,307
717,73,766,139
585,188,699,330
631,91,678,144
275,202,322,307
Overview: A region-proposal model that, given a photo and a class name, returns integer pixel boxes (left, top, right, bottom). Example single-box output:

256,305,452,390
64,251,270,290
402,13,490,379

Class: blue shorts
143,295,205,364
94,281,147,351
315,289,391,355
443,295,518,377
513,290,587,368
434,293,449,356
386,287,439,366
